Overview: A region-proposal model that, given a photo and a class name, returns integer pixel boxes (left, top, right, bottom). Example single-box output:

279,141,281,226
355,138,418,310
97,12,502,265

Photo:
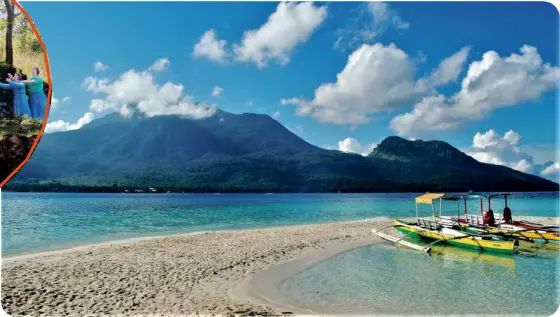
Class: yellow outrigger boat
437,193,560,245
372,193,519,255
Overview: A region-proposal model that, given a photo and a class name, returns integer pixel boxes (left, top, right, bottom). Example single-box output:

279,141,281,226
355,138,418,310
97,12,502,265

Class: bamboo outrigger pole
371,228,429,253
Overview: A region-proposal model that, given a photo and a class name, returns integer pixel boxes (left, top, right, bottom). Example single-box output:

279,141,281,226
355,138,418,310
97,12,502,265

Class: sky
19,1,560,181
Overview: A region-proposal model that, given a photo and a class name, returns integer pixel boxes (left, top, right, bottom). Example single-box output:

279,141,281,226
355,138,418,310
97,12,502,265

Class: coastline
2,216,558,315
1,218,393,315
1,216,392,260
229,237,381,315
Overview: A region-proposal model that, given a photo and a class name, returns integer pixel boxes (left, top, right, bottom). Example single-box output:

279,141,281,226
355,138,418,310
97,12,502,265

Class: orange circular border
0,0,52,187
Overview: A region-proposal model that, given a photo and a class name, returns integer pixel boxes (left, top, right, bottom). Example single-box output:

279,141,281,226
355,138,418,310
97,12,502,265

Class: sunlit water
2,192,559,256
278,243,560,315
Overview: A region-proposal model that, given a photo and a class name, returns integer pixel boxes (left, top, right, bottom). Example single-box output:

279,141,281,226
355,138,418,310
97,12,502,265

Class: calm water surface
278,243,560,315
2,192,559,256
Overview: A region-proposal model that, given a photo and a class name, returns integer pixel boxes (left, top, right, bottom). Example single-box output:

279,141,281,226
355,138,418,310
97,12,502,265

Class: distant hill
367,136,557,191
5,110,559,193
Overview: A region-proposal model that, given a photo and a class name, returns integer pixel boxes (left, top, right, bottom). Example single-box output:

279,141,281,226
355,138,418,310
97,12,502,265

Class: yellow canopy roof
415,193,446,204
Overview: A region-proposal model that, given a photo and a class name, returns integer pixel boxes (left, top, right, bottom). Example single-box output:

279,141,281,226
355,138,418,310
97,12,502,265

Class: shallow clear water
2,192,559,256
278,244,560,315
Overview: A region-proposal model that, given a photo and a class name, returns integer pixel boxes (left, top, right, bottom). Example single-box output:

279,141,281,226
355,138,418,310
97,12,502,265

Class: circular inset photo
0,0,51,186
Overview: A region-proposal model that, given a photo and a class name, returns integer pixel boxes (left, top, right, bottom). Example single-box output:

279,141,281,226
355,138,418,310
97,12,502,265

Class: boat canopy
415,193,458,204
461,194,485,199
487,193,514,199
415,193,459,219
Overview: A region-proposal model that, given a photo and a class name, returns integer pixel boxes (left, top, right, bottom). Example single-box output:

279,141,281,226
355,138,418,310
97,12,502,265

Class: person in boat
483,208,496,227
0,73,32,118
503,206,512,224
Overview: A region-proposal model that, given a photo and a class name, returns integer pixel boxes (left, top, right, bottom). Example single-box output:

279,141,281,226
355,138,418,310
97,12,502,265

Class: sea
2,192,558,256
2,191,559,315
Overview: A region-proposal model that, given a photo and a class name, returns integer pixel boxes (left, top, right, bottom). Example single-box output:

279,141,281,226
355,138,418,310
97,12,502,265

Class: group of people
0,67,47,120
482,206,513,227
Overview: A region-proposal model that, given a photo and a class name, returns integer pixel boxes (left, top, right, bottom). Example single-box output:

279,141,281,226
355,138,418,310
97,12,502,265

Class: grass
0,42,47,80
0,116,42,139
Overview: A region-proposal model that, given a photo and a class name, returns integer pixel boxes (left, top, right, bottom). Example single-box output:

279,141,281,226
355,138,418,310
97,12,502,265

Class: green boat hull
395,226,516,255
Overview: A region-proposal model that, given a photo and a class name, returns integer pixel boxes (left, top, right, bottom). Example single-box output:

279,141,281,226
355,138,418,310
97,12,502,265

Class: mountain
367,136,557,190
5,110,559,192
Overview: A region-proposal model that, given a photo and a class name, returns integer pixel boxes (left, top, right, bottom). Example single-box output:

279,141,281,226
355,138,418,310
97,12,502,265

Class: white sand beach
2,216,559,316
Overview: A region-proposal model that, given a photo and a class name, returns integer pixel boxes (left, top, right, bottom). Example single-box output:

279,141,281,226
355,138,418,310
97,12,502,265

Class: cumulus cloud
45,112,95,134
541,162,560,177
193,29,228,63
212,86,223,97
332,137,377,156
420,46,471,87
233,2,327,68
193,3,326,68
50,93,71,110
392,45,560,138
466,129,536,173
94,61,109,72
150,58,170,72
282,43,469,127
89,99,116,113
465,129,560,183
83,58,216,119
334,2,409,51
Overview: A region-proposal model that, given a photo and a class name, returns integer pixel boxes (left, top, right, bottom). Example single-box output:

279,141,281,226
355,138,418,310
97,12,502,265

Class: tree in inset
1,0,22,65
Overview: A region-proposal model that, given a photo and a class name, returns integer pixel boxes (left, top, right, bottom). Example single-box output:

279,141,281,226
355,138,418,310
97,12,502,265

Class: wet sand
2,216,558,316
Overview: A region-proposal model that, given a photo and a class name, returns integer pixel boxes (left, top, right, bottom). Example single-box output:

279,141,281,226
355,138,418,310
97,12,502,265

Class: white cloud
83,58,216,119
334,137,377,156
233,2,327,68
392,45,560,138
368,2,409,30
272,111,280,119
283,43,468,127
49,94,71,110
45,112,95,133
420,46,471,87
282,43,417,126
89,99,116,113
193,29,228,63
119,104,134,119
212,86,223,97
511,159,532,173
541,162,560,176
466,129,535,173
94,61,109,72
50,94,59,109
150,58,170,72
334,2,409,51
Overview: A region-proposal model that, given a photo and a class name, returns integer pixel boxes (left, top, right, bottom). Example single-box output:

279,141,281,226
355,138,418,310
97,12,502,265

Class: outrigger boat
437,193,559,244
372,193,519,255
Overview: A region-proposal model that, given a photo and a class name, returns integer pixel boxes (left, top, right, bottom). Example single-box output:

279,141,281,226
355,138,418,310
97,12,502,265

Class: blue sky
20,1,560,180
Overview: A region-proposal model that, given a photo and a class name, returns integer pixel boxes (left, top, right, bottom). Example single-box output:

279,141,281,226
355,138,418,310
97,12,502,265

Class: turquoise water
278,244,560,315
1,192,559,256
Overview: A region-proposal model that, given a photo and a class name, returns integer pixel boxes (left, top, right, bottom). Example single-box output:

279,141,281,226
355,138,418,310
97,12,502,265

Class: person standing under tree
19,67,46,119
0,72,31,118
